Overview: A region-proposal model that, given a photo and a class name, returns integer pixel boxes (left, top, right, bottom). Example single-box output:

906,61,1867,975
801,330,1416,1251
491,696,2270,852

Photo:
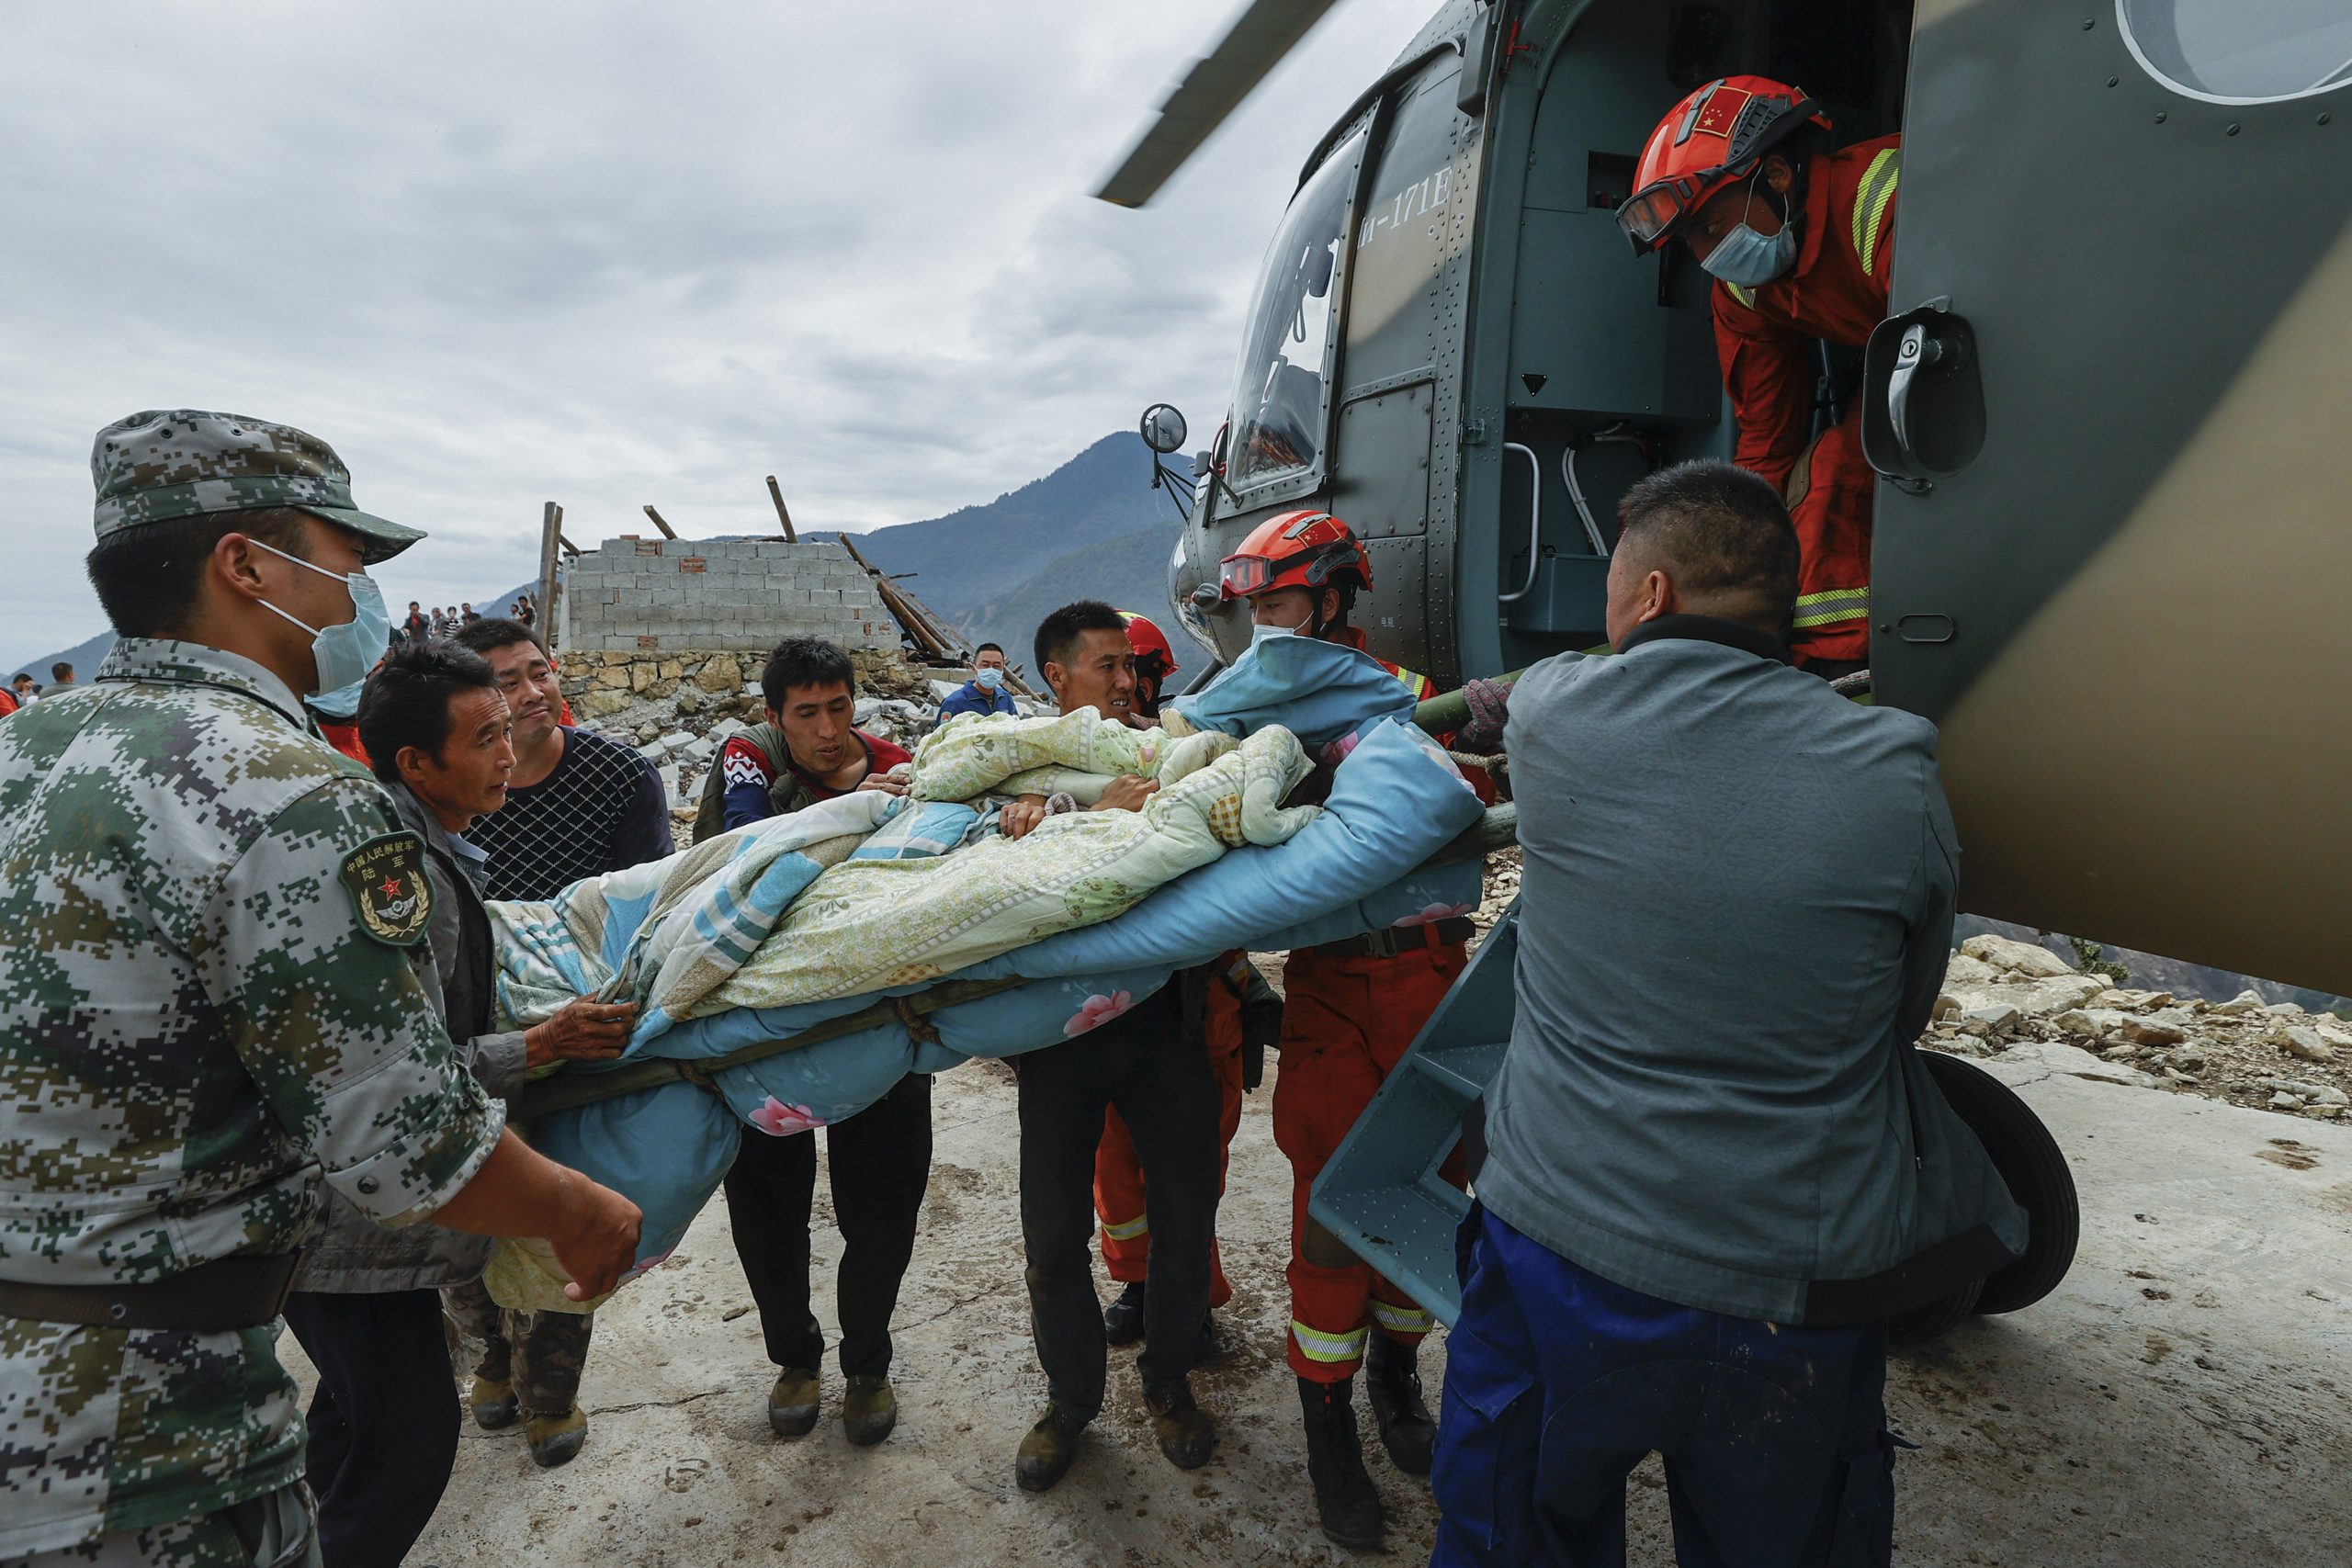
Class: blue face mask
250,538,392,695
975,666,1005,690
1700,173,1798,288
308,676,368,720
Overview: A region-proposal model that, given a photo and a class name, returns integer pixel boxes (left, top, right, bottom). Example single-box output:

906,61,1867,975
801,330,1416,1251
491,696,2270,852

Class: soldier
0,410,642,1568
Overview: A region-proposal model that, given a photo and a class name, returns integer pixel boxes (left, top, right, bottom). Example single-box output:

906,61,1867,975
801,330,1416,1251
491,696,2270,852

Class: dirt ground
275,1032,2352,1568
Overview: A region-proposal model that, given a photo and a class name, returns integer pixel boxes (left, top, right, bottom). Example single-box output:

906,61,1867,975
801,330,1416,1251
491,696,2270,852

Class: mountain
828,431,1186,668
4,628,116,689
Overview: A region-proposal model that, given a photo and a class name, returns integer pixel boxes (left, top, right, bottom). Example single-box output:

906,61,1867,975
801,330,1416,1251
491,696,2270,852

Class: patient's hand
1093,774,1159,814
1000,794,1049,840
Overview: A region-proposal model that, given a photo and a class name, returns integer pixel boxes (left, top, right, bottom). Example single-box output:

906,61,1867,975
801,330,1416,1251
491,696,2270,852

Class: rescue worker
0,409,640,1568
1091,610,1284,1351
1617,74,1899,677
1217,510,1463,1551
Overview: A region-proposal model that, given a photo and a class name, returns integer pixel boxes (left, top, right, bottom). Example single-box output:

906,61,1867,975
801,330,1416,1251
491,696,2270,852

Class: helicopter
1104,0,2352,1005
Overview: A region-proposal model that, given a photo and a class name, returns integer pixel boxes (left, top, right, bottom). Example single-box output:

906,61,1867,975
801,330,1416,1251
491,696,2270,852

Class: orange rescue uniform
1277,644,1472,1382
1713,133,1901,667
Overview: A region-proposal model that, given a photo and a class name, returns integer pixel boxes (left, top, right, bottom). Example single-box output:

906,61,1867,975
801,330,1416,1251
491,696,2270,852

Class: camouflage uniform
0,412,503,1566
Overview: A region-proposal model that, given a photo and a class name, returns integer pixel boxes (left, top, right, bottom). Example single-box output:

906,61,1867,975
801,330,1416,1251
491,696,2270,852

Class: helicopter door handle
1498,442,1543,604
1862,304,1984,488
1886,323,1943,456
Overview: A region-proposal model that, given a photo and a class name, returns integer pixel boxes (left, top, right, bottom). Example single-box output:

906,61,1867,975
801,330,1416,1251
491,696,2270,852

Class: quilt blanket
480,640,1487,1310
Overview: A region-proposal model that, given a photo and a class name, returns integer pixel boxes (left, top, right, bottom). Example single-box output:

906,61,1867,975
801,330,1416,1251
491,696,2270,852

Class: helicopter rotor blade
1094,0,1348,209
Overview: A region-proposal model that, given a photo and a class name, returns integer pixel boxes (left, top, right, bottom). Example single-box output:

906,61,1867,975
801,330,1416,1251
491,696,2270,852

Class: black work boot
1364,1332,1437,1476
1015,1404,1090,1493
1102,1280,1148,1347
1142,1379,1216,1470
1297,1376,1385,1550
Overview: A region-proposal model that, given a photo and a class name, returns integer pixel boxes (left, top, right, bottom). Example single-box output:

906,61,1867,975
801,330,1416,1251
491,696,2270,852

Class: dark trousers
1430,1204,1894,1568
721,1069,933,1378
439,1279,594,1417
281,1289,460,1568
1017,986,1222,1420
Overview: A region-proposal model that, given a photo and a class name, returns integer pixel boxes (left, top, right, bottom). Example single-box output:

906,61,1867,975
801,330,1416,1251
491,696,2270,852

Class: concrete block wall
560,536,894,653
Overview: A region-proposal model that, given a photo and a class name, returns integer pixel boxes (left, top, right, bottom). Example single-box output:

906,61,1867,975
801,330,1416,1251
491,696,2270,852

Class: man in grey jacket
1430,460,2027,1567
284,643,635,1568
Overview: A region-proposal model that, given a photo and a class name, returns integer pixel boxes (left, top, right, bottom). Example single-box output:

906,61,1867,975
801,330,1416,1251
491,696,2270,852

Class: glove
1241,1040,1266,1094
1458,677,1513,753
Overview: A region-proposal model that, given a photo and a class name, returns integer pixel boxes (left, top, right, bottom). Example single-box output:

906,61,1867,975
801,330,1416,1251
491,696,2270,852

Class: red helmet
1616,75,1829,255
1117,610,1179,687
1216,509,1373,602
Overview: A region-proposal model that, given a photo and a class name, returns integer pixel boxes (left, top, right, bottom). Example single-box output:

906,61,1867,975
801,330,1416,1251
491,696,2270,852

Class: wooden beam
764,476,798,542
557,533,582,558
536,502,563,652
640,504,678,539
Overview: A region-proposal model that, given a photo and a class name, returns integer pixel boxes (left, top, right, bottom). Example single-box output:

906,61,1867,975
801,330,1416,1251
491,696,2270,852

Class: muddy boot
469,1374,519,1432
1142,1379,1216,1471
1364,1332,1437,1476
767,1367,820,1438
1014,1404,1090,1493
1297,1377,1385,1551
842,1374,898,1448
1102,1280,1148,1347
526,1407,588,1469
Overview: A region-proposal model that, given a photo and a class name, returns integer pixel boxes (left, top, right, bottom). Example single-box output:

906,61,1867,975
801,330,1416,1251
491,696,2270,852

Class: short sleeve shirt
0,639,503,1556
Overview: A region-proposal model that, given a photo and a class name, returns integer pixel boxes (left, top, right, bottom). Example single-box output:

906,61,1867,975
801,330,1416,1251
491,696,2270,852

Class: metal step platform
1306,903,1520,1325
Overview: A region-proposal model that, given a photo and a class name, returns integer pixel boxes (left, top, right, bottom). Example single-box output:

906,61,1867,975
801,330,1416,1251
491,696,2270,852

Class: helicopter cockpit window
2120,0,2352,102
1228,130,1366,492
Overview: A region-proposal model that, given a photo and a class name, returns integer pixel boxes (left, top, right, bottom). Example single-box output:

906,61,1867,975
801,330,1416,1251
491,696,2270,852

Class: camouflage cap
91,409,426,564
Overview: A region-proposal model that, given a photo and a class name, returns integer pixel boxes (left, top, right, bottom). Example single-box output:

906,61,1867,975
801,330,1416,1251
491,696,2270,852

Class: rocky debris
1930,930,2352,1122
1960,932,2076,979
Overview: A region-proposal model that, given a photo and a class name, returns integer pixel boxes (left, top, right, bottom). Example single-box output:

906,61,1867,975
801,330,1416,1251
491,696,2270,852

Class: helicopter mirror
1140,403,1189,455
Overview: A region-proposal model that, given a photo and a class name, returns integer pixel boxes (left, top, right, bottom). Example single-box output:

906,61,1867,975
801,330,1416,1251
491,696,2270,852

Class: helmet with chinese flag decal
1116,609,1179,691
1617,75,1831,255
1216,509,1373,603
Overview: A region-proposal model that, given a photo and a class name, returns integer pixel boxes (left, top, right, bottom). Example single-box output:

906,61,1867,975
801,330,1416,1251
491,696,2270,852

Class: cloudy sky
1,0,1438,663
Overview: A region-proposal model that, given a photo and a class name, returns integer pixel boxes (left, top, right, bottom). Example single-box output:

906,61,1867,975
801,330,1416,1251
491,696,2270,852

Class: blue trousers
1430,1205,1894,1568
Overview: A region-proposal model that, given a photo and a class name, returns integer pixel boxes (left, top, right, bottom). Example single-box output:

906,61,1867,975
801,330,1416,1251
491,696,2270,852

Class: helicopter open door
1867,3,2352,997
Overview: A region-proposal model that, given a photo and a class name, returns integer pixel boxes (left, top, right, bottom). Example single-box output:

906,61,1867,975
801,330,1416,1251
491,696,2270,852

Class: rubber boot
1015,1404,1090,1493
1364,1332,1437,1476
1297,1377,1385,1550
842,1374,898,1447
469,1374,519,1432
1142,1379,1216,1470
1102,1280,1147,1347
526,1407,588,1469
767,1368,820,1438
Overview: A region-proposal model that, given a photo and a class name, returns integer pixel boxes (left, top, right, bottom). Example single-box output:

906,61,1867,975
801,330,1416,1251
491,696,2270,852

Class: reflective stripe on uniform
1391,664,1434,701
1371,1299,1436,1337
1290,1319,1371,1364
1722,280,1756,310
1792,585,1871,629
1850,148,1900,276
1101,1212,1149,1243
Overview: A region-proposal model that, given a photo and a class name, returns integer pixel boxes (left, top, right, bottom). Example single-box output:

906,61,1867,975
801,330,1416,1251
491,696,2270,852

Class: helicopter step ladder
1306,902,1522,1325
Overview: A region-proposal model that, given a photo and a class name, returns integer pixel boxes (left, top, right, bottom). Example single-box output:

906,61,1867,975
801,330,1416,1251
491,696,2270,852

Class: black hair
357,640,500,786
452,616,547,661
1033,601,1126,679
1615,459,1800,630
50,664,73,681
85,505,311,640
975,641,1003,657
761,637,855,712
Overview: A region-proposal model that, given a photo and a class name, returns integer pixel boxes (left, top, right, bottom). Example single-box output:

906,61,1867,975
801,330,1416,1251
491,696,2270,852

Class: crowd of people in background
390,594,535,648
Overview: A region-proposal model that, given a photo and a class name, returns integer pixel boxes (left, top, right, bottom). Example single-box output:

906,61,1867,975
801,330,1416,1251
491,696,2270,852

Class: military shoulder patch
339,831,433,947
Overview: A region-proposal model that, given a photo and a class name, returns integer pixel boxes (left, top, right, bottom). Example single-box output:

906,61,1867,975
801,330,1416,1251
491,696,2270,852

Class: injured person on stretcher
471,634,1492,1314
